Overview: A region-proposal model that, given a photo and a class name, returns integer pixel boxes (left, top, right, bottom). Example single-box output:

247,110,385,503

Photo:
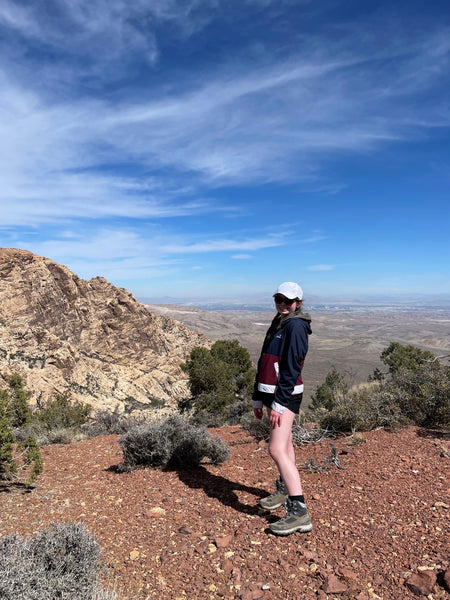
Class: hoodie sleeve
272,319,309,411
252,315,279,408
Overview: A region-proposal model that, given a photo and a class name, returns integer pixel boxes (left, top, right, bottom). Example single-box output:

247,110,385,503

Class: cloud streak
13,227,294,282
308,264,334,271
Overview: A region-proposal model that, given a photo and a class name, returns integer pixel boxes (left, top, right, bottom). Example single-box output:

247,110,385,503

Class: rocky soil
1,425,449,600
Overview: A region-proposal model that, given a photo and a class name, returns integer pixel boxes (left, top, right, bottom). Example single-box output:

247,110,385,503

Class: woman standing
253,282,312,535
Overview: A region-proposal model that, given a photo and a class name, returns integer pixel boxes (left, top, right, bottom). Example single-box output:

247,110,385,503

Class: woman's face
274,294,302,316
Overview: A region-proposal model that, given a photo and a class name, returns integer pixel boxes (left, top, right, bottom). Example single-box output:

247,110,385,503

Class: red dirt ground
0,425,448,599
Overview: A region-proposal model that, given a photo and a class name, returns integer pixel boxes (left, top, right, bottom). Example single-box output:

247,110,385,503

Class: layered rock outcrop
0,248,209,413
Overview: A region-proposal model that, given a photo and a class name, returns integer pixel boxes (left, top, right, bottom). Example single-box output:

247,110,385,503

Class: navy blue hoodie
253,309,312,414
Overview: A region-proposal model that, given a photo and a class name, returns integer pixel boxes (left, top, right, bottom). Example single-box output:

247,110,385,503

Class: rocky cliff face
0,248,209,413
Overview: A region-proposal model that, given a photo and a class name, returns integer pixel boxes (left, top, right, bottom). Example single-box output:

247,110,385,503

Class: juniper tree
181,339,256,424
0,375,43,485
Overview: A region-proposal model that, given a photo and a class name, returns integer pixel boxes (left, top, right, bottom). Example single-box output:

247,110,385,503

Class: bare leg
266,407,303,496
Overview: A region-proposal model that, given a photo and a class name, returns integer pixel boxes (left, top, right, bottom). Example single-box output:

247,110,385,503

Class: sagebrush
0,522,117,600
16,392,93,446
84,406,142,437
119,414,230,469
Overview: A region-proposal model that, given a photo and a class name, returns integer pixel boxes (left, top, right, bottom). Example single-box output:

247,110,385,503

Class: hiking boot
259,478,288,510
269,499,313,535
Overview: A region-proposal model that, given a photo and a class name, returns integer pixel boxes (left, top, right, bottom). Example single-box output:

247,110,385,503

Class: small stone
146,506,166,517
129,550,140,561
302,549,319,562
443,567,450,591
194,540,209,554
323,574,348,594
373,574,384,586
340,568,358,581
405,570,436,596
278,557,290,572
223,559,233,576
232,566,242,584
178,525,193,535
215,534,233,548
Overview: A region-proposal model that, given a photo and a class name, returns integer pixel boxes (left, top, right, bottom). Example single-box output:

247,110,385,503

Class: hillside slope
0,248,209,412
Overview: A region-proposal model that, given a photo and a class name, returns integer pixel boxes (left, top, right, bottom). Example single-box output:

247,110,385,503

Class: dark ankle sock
289,495,305,504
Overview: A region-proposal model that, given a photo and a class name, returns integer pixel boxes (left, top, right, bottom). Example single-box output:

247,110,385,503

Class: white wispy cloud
0,0,211,68
308,264,334,271
13,227,291,281
0,5,448,228
160,234,286,254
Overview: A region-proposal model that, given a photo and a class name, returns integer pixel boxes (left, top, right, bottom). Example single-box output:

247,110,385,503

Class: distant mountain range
139,295,450,312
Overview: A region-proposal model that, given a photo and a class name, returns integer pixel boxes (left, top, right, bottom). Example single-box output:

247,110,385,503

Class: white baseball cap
274,282,303,300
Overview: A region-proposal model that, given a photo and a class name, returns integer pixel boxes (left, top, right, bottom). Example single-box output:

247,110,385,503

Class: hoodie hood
268,308,312,336
283,308,312,325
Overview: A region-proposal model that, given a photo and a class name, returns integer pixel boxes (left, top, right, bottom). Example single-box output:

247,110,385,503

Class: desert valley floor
145,305,450,404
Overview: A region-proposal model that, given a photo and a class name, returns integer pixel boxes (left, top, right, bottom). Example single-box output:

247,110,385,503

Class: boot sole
269,522,313,535
259,499,286,511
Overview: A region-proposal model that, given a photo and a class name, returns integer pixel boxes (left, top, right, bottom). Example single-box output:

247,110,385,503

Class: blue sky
1,0,449,302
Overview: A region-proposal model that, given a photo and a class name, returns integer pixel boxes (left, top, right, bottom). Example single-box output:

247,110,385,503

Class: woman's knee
268,441,289,462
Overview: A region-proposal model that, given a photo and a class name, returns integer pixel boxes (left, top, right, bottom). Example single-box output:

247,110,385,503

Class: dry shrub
240,412,270,441
318,381,405,432
119,414,230,470
0,522,117,600
84,406,142,437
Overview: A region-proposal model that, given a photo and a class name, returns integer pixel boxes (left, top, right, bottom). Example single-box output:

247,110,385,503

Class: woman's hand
253,407,263,420
269,409,282,428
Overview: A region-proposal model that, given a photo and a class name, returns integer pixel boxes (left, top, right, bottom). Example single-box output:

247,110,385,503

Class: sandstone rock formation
0,248,209,413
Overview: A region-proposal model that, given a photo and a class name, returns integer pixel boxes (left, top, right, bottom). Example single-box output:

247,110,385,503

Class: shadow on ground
0,481,33,494
175,465,265,516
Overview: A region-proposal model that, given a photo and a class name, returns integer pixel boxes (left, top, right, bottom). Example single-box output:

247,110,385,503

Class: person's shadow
174,464,265,516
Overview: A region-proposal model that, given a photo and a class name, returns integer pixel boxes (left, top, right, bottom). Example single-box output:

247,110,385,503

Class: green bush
35,392,92,430
0,522,117,600
8,373,32,427
380,341,439,374
309,343,449,433
317,382,405,432
310,368,349,412
119,414,230,470
0,375,42,485
181,339,256,423
387,364,450,428
20,392,93,445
